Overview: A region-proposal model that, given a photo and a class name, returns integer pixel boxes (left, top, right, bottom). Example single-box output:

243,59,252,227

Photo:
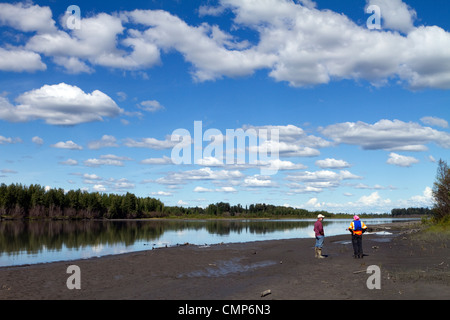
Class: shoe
317,248,325,259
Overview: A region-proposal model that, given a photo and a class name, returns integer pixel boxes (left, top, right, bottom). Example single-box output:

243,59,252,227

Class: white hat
317,214,325,219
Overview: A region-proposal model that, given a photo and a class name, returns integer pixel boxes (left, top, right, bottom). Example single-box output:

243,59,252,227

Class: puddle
370,237,393,243
333,240,352,245
179,258,277,278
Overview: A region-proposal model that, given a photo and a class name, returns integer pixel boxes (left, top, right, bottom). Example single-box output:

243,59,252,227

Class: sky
0,0,449,214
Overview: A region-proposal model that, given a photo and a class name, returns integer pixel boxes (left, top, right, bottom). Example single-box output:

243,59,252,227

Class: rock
261,289,271,297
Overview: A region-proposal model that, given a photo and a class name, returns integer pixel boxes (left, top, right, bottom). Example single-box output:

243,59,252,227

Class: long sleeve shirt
314,220,324,236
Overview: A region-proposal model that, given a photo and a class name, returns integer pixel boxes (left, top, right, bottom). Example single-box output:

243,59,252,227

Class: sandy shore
0,221,449,300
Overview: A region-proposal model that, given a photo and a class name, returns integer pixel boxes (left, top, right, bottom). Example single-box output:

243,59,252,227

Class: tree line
0,182,438,220
391,207,433,217
0,183,332,220
0,183,165,219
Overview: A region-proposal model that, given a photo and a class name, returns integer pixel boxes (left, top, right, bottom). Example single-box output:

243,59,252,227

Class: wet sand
0,221,449,300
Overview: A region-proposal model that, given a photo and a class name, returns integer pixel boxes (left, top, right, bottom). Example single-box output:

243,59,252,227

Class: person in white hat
314,214,326,258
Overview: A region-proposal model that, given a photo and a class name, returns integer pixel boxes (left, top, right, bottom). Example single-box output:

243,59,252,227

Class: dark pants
351,234,363,257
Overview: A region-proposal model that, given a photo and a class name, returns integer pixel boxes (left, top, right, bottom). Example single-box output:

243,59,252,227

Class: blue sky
0,0,449,213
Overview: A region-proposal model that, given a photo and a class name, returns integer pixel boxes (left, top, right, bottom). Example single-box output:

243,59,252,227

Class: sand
0,221,449,300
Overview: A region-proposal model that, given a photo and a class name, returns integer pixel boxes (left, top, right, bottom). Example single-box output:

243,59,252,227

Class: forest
0,182,431,220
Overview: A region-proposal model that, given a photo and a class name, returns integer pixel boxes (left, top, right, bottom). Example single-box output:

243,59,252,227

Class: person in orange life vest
348,215,367,259
314,214,326,258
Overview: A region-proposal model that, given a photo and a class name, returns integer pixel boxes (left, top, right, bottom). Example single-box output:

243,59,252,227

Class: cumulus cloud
87,135,119,150
140,156,173,165
156,167,244,185
320,119,450,151
286,169,362,193
0,83,123,125
31,136,44,145
123,135,185,149
139,100,165,112
420,116,449,128
26,12,160,73
151,191,173,196
315,158,350,169
51,140,83,150
246,124,331,157
243,175,277,188
84,154,132,167
0,47,46,72
386,152,419,167
194,186,237,193
2,1,450,88
125,9,273,82
367,0,417,34
0,135,21,144
0,2,56,33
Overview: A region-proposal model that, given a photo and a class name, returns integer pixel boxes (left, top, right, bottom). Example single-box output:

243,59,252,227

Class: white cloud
386,152,419,167
140,156,173,165
286,169,362,193
25,12,160,73
51,140,83,150
406,187,433,207
123,135,186,149
243,175,277,187
88,135,119,150
125,9,275,82
197,156,224,167
3,2,450,89
198,5,227,17
367,0,416,34
259,159,307,171
0,47,46,72
320,119,450,151
0,135,21,144
84,154,132,167
420,116,449,128
219,186,237,193
220,0,450,89
83,173,102,181
194,186,213,193
31,136,44,145
93,184,107,192
0,2,56,33
156,167,244,185
151,191,173,196
0,83,123,125
247,124,330,157
139,100,165,112
194,186,237,193
315,158,350,169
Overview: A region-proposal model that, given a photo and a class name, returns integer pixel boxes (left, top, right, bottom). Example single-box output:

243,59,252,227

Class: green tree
432,159,450,221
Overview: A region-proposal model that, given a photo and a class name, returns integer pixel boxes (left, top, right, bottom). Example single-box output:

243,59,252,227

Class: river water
0,218,416,267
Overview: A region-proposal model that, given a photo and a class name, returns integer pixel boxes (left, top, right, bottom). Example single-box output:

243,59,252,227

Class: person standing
314,214,326,259
348,215,368,259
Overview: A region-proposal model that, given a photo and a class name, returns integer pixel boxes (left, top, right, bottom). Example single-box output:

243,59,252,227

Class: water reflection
0,218,413,267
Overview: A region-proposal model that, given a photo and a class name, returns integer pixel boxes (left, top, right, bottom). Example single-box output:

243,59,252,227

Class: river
0,218,417,267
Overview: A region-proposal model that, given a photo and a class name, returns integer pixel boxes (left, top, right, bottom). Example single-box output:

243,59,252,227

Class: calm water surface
0,218,416,267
